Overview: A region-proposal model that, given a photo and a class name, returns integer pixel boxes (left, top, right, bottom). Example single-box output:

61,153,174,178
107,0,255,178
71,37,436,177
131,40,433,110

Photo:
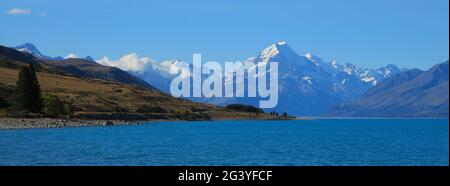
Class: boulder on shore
103,121,114,126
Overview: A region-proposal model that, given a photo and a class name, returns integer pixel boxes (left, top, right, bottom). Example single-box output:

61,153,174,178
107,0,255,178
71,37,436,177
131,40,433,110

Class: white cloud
96,53,156,72
39,12,47,17
65,53,78,59
96,53,191,79
6,8,32,15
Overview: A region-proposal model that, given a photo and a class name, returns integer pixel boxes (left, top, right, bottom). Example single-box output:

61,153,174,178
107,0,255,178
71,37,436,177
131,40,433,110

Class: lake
0,119,448,166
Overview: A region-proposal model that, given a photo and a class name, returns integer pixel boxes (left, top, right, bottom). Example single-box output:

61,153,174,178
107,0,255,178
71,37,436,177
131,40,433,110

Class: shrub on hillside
225,104,264,113
42,93,72,116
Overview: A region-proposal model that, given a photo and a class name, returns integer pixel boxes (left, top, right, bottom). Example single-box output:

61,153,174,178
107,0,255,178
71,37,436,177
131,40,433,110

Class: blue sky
0,0,448,69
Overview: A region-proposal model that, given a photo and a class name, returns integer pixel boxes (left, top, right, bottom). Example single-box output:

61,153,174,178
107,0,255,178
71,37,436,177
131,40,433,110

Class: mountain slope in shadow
328,61,449,117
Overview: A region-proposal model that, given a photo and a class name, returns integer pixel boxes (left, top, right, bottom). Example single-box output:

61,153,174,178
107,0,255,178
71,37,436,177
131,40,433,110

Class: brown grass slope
43,59,155,90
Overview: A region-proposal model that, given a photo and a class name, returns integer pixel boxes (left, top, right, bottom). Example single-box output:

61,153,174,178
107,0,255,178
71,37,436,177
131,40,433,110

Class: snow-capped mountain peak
14,43,71,60
277,41,287,45
259,41,294,60
256,42,310,66
260,44,280,60
15,43,45,58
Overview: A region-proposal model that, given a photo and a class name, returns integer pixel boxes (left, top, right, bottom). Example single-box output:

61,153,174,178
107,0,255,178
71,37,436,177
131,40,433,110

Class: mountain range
208,42,406,116
328,61,449,117
111,41,406,116
4,42,448,117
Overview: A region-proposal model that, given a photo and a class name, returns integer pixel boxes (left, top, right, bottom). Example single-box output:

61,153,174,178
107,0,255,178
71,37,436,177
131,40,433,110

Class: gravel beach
0,118,148,129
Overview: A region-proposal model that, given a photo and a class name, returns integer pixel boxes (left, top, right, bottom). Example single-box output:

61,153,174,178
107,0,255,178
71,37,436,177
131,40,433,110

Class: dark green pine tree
15,64,43,113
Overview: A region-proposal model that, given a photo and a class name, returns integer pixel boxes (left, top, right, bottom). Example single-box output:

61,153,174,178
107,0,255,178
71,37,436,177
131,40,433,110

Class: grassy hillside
43,59,155,89
0,67,277,120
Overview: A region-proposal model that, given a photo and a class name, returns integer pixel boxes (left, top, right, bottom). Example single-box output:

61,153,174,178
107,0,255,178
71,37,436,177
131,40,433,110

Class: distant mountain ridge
15,43,51,59
1,45,154,90
328,61,449,117
14,43,95,62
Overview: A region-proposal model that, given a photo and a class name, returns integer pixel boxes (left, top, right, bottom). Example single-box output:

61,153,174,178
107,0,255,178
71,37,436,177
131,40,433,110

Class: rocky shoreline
0,114,294,130
0,118,149,130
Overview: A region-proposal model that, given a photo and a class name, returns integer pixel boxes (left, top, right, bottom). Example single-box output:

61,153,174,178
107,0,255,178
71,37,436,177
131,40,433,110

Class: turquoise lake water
0,119,448,166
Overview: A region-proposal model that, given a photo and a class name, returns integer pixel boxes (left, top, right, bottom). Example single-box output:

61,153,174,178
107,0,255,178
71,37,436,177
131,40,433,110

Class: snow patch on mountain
15,43,48,59
344,67,353,75
64,53,78,59
302,76,313,85
331,60,339,69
